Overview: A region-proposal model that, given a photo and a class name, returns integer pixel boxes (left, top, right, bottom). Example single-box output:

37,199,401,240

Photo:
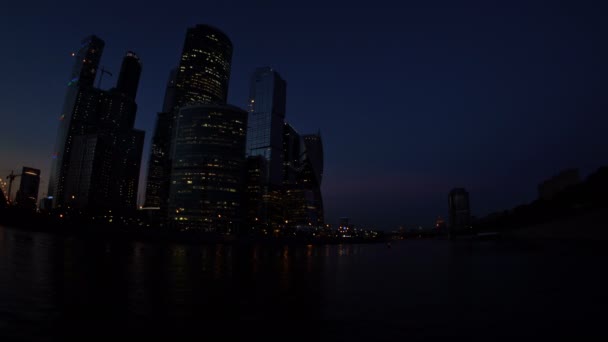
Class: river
0,225,606,340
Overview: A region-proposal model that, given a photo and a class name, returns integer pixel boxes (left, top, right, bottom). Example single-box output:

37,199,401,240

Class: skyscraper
448,188,472,236
116,51,142,99
280,125,325,227
174,24,233,106
168,104,247,232
246,67,287,186
48,35,104,208
300,133,324,225
144,24,233,211
143,69,178,208
49,41,144,213
15,167,40,210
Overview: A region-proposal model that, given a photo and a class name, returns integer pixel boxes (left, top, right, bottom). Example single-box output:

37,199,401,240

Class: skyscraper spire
116,51,142,99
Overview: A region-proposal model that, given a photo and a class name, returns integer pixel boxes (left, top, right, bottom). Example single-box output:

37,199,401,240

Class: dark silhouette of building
281,126,325,227
448,188,471,236
538,168,580,201
167,104,247,232
299,133,324,225
435,216,447,234
116,51,142,99
15,167,40,210
143,69,178,208
48,35,105,208
0,188,7,209
48,41,145,213
144,24,233,213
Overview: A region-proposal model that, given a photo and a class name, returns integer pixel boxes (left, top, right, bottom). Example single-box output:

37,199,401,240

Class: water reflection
1,226,608,339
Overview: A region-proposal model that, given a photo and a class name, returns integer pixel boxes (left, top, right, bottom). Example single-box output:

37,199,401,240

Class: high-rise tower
246,67,287,186
173,24,233,107
168,104,247,231
116,51,142,100
48,35,105,208
49,40,144,213
144,25,234,211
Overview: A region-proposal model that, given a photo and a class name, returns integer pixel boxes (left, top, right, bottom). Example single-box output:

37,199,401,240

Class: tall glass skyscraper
48,41,145,212
144,24,233,210
168,104,247,231
173,24,233,106
246,67,287,186
143,69,178,208
48,35,105,208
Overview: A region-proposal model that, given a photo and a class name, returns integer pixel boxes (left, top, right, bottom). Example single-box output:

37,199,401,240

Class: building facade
168,104,247,232
246,67,287,186
15,167,41,210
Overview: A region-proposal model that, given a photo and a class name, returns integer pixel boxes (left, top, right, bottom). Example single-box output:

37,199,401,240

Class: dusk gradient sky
2,0,608,230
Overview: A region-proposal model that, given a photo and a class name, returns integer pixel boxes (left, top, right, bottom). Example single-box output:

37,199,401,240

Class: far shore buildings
15,167,41,210
448,188,471,236
538,168,580,201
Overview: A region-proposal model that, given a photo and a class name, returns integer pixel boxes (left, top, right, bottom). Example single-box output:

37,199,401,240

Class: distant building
300,134,324,225
167,104,247,232
15,167,40,210
435,216,447,233
39,197,53,212
538,168,580,201
0,188,7,209
339,217,352,235
448,188,471,236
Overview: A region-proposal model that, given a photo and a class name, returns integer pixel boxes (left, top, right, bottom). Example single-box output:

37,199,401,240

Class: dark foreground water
1,225,607,340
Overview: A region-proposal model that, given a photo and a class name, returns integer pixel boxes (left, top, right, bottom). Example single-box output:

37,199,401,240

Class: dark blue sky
1,0,608,230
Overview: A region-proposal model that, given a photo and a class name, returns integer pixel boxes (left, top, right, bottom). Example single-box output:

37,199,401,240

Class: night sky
2,0,608,230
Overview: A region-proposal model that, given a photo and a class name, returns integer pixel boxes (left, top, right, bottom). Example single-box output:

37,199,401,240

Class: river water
0,225,606,340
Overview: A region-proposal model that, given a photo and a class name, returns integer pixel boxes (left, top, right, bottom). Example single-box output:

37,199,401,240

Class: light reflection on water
1,225,607,339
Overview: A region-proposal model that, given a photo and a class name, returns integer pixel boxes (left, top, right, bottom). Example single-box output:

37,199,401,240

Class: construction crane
97,66,113,88
6,170,21,205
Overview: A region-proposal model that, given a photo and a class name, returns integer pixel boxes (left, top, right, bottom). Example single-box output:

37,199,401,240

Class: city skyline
2,1,608,229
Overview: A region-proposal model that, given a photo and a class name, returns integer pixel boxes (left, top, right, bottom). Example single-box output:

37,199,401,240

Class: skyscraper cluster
140,25,324,233
243,68,324,232
44,24,323,232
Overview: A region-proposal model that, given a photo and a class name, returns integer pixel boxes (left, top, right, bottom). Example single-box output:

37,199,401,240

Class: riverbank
498,208,608,242
0,210,386,246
